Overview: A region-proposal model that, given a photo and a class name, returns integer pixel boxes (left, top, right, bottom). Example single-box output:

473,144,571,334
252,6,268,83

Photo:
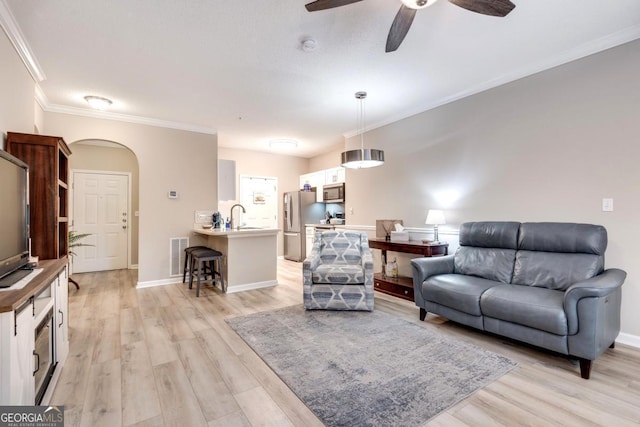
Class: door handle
59,309,64,327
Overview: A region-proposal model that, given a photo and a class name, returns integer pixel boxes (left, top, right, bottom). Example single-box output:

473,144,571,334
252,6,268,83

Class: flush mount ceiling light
341,91,385,169
268,139,299,149
84,95,112,110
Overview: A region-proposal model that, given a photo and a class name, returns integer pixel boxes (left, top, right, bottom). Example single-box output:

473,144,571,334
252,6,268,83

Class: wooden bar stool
189,248,225,297
182,245,209,284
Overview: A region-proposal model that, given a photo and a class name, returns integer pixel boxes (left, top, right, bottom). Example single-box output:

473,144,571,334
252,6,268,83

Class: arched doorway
68,139,139,272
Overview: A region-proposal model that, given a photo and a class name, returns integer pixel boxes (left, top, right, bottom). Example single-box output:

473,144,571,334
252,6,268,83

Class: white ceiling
3,0,640,158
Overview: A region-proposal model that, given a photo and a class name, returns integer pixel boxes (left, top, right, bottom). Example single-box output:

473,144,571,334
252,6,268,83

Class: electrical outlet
602,198,614,212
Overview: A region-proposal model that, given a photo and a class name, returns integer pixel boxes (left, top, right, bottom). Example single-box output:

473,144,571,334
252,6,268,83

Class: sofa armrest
411,255,455,306
411,255,455,283
564,268,627,335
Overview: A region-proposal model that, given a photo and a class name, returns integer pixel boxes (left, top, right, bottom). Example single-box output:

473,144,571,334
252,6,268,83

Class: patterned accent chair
303,230,374,311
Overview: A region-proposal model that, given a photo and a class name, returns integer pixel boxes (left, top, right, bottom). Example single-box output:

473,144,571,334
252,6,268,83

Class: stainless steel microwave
323,182,345,203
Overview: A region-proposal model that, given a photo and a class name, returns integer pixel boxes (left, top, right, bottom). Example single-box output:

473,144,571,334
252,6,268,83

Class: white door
239,175,278,229
72,172,129,273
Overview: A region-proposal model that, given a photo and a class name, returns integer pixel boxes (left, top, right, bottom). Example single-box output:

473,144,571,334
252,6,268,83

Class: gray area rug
226,305,517,427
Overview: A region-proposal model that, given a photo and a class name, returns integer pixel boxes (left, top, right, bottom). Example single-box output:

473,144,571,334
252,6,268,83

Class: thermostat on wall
168,190,178,199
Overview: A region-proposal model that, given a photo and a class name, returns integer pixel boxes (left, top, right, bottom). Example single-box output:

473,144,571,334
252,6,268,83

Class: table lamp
425,210,446,243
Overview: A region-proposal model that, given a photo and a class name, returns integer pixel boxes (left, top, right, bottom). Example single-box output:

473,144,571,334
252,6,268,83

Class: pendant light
341,91,385,169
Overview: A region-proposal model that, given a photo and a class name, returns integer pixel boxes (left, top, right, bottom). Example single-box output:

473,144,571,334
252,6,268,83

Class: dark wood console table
368,238,449,301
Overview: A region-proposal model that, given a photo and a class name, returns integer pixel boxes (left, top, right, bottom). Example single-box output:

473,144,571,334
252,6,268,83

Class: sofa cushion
454,247,516,284
518,222,607,255
423,274,502,316
313,264,364,284
459,221,520,249
512,250,604,291
481,285,567,335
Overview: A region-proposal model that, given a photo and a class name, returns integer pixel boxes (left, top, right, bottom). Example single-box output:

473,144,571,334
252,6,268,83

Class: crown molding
35,87,217,135
2,0,215,136
0,0,45,82
45,102,218,135
344,24,640,139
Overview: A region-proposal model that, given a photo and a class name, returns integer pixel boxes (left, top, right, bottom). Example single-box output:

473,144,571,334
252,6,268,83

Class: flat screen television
0,149,30,282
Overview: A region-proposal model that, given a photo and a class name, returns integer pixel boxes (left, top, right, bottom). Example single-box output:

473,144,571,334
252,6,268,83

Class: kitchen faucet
230,203,246,230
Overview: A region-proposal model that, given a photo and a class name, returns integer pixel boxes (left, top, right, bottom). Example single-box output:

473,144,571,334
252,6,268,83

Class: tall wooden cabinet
6,132,71,260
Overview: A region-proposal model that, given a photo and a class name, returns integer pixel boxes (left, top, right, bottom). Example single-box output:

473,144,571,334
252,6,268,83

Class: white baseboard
136,277,182,288
616,332,640,348
226,280,278,294
136,277,278,294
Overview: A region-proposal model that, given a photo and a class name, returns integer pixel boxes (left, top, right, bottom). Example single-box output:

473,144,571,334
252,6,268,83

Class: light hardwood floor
52,259,640,427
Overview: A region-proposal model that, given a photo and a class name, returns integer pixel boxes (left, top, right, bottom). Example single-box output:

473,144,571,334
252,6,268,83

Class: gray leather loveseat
411,221,626,379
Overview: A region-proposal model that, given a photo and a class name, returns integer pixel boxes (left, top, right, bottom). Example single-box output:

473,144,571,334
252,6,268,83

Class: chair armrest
411,255,455,285
362,247,374,287
564,268,626,334
362,246,374,270
303,249,322,286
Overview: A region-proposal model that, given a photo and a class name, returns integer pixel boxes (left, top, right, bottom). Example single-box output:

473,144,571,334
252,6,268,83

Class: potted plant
67,230,93,289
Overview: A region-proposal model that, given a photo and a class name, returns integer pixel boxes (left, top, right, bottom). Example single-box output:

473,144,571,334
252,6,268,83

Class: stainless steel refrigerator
283,191,325,261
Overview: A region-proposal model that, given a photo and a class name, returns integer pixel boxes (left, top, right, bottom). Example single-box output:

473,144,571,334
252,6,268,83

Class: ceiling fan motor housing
402,0,437,9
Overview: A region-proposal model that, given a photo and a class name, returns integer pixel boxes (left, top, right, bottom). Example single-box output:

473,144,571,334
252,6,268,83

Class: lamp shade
340,91,384,169
425,209,445,225
341,148,385,169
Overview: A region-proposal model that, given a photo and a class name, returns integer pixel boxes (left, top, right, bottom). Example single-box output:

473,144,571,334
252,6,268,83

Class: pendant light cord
356,91,367,155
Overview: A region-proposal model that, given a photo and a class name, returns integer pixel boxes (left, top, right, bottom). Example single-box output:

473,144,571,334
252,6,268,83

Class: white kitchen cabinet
218,159,236,201
300,167,345,203
299,171,326,202
325,167,345,185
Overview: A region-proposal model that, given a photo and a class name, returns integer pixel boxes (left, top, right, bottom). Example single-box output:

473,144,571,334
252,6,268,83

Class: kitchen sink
237,226,264,230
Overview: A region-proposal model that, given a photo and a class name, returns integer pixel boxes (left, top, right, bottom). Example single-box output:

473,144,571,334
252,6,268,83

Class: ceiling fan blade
305,0,364,12
448,0,515,17
386,5,417,53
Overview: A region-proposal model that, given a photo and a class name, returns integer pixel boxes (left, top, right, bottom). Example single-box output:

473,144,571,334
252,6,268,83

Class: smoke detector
301,38,317,52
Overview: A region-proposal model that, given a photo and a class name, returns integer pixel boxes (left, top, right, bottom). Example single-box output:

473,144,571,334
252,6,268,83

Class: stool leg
196,258,203,297
218,257,226,293
189,255,195,289
183,249,190,283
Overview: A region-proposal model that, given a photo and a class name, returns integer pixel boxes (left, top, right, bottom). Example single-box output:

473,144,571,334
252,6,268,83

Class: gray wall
343,40,640,338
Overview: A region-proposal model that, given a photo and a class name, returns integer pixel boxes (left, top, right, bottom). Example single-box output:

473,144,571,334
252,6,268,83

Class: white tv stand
0,258,69,405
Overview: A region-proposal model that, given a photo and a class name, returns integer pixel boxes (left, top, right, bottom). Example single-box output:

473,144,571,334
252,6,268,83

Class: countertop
193,227,280,238
0,258,68,313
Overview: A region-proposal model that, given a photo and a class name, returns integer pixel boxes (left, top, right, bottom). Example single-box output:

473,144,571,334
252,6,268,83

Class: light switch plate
602,198,614,212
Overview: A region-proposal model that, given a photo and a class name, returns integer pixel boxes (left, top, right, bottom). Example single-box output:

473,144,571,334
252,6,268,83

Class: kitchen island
193,227,279,293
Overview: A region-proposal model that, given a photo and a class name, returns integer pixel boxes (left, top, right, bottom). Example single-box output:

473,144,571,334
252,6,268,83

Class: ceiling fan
305,0,516,52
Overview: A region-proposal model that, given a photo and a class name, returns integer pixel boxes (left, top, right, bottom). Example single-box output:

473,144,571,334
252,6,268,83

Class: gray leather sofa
411,221,626,379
